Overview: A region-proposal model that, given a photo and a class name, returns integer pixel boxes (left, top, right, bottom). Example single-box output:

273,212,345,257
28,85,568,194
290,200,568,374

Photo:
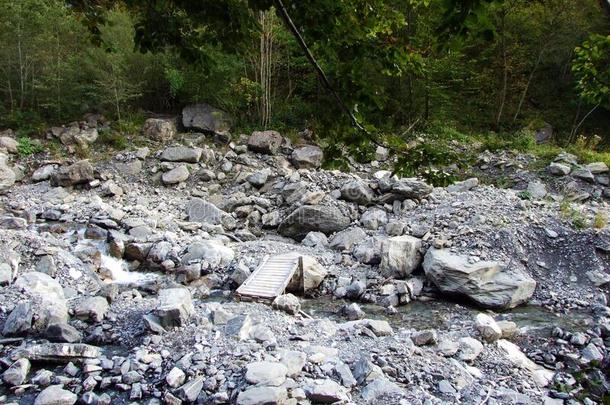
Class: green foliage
97,130,128,150
594,212,608,229
517,190,532,200
16,137,44,156
573,34,610,109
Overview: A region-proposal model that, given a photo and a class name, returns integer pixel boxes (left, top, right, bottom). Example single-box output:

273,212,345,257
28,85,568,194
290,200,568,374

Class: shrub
17,137,44,156
98,130,128,150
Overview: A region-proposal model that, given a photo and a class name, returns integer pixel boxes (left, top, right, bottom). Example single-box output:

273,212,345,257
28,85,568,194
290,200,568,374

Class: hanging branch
273,0,368,135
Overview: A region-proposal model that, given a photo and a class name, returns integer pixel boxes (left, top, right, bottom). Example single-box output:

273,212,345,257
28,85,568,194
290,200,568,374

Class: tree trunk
274,0,367,134
495,11,508,129
514,47,544,123
570,103,599,141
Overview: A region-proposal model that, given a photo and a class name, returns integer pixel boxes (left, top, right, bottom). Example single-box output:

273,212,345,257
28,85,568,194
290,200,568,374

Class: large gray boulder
341,180,375,205
13,272,69,329
383,178,433,201
278,205,350,241
291,145,324,169
247,131,283,154
423,249,536,309
142,118,176,142
237,386,287,405
186,198,225,225
0,152,16,191
286,254,328,294
162,165,190,185
182,104,231,134
50,160,95,187
380,235,422,278
154,288,194,328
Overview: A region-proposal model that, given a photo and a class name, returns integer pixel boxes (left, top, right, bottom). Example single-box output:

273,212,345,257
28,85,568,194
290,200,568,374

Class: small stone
2,358,30,386
475,313,502,342
162,165,190,185
245,362,288,386
411,330,438,346
166,367,186,388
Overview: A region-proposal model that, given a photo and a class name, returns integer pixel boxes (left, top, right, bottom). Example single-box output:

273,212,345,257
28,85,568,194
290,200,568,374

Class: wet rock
182,103,230,134
124,242,151,262
2,358,30,386
247,130,283,154
380,235,422,278
34,385,77,405
142,118,176,142
74,296,109,323
272,293,301,315
475,313,502,342
278,205,350,240
305,379,348,403
329,227,367,251
50,160,95,187
225,315,253,340
245,361,287,386
44,323,83,343
423,248,536,309
154,288,194,328
291,145,323,169
340,319,393,336
341,180,375,205
236,386,287,405
162,165,190,185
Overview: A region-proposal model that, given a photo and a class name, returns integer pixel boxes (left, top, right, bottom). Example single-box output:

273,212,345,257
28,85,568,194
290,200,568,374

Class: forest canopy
0,0,609,161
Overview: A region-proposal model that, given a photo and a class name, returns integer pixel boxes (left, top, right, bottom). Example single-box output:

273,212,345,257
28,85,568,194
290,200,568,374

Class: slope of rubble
0,120,610,404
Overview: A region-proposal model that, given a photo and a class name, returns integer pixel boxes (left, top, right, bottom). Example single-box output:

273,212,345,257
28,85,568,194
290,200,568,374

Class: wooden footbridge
236,253,303,300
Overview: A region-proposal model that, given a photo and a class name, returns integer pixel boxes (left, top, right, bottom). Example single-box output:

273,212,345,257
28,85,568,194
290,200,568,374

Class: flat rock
34,385,77,405
160,146,203,163
245,361,288,386
50,160,95,187
236,386,287,405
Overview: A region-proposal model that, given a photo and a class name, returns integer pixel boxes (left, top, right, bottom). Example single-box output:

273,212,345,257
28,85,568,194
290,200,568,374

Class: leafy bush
17,137,44,156
98,130,127,150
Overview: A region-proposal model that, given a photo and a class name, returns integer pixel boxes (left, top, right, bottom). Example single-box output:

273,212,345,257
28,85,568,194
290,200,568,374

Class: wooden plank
236,253,302,300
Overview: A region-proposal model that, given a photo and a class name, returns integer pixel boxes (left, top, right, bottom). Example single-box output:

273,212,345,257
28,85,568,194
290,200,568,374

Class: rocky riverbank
0,117,610,404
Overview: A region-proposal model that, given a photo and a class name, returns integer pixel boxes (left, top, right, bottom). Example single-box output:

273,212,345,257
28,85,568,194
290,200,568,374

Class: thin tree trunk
570,103,599,141
569,99,582,144
514,47,544,123
274,0,367,134
495,12,508,129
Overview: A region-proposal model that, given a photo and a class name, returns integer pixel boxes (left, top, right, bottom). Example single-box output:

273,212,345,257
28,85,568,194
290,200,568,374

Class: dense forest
0,0,609,163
